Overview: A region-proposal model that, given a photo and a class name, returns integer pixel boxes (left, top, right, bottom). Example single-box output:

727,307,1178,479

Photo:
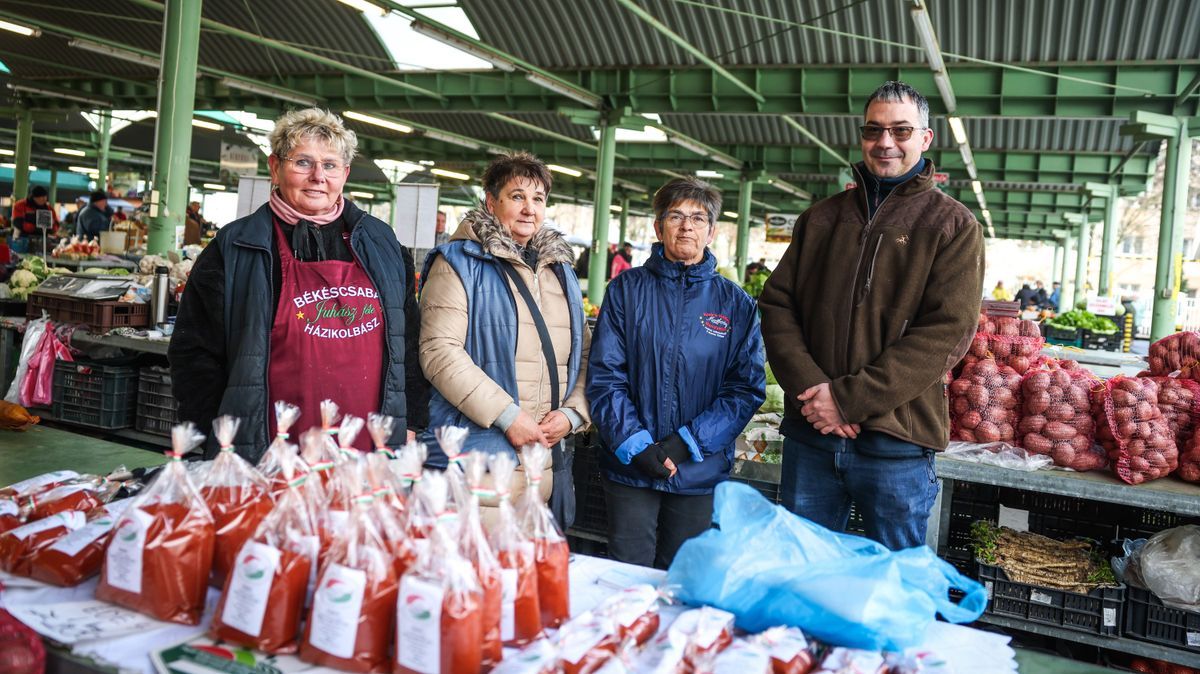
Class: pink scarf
269,190,344,226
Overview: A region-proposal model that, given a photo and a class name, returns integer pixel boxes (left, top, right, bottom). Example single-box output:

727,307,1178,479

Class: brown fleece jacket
759,160,984,451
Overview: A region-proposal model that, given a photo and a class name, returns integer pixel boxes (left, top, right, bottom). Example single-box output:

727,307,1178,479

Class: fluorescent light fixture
430,168,470,181
53,147,87,157
959,144,977,178
220,77,319,107
421,128,481,150
191,118,223,131
947,116,967,145
68,165,98,174
202,183,226,191
723,211,739,219
981,209,991,220
696,170,724,179
610,204,623,213
933,71,957,115
343,111,413,134
1,163,37,170
548,164,583,178
409,20,517,72
336,0,386,16
419,160,436,166
524,71,603,108
768,178,812,200
349,191,376,199
971,180,983,195
668,135,742,170
0,20,41,37
7,83,109,107
910,4,945,75
67,39,159,68
0,149,15,156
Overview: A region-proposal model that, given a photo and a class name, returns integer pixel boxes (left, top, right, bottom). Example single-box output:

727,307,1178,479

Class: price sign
1086,296,1117,316
35,210,52,230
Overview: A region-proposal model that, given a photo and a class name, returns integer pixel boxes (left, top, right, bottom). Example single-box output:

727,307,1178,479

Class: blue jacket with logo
587,244,765,495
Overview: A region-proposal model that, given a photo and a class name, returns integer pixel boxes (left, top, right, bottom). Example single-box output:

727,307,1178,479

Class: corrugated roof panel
399,112,593,143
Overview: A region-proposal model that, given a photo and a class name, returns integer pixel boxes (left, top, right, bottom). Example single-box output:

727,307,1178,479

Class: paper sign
765,214,799,243
7,599,170,645
1086,296,1117,316
1029,589,1055,606
997,505,1030,533
1103,608,1117,627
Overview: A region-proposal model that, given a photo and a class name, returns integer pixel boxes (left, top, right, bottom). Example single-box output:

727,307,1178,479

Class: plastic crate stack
51,360,138,429
135,367,180,437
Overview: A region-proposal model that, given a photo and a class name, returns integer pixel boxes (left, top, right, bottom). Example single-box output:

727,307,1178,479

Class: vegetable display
1179,431,1200,483
970,522,1116,594
963,315,1044,375
1045,309,1119,335
1017,361,1106,472
1148,331,1200,377
1137,375,1200,454
949,359,1021,444
1092,377,1179,485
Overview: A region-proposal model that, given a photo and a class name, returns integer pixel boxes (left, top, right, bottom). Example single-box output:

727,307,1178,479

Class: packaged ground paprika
487,454,542,647
28,499,134,586
302,400,344,487
257,401,306,496
95,424,216,625
0,510,87,575
459,452,503,667
0,499,20,535
24,476,115,521
211,464,320,654
517,445,570,629
199,416,274,587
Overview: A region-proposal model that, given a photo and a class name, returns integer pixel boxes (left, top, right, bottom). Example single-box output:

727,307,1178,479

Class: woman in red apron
170,109,427,459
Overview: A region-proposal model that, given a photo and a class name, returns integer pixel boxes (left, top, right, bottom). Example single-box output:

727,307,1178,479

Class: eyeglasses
663,211,710,228
281,156,346,174
859,125,924,142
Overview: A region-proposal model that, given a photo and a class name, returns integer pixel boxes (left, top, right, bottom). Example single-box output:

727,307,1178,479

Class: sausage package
594,584,660,647
552,610,620,674
199,416,273,587
95,424,216,624
1093,376,1180,484
517,445,570,630
711,639,773,674
487,454,542,647
28,499,134,586
754,627,815,674
257,401,306,496
460,452,504,666
210,461,320,654
1018,362,1106,471
949,359,1021,444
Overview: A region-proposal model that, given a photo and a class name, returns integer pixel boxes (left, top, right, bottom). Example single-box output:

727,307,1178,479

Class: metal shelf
978,614,1200,668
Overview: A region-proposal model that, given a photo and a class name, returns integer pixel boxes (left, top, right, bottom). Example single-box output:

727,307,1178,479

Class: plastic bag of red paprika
300,482,398,673
210,462,320,654
363,415,416,582
517,445,570,630
199,415,273,587
257,401,306,496
487,453,542,647
96,423,216,624
28,499,134,586
23,475,117,522
0,510,87,575
459,452,504,667
302,400,344,486
394,472,484,674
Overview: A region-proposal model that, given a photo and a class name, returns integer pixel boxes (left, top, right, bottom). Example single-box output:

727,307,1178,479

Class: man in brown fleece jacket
759,81,984,550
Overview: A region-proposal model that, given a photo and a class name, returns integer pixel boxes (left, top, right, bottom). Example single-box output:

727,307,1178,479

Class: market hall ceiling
0,0,1196,239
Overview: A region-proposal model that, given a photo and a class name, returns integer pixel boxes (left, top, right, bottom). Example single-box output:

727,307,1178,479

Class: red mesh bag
1148,331,1200,376
1017,361,1107,471
949,359,1022,444
1092,376,1179,485
1179,429,1200,482
1137,375,1200,454
963,315,1045,375
198,415,273,587
0,608,45,674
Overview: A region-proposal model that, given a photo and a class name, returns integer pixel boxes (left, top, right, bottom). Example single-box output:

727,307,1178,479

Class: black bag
497,261,577,530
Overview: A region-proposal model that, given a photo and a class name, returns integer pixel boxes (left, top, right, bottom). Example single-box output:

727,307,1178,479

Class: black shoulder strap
497,260,560,411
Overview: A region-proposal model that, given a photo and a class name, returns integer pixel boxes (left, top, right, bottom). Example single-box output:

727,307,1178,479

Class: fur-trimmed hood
451,208,576,271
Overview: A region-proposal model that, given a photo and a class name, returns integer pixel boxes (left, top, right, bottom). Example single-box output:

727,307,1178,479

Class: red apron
267,219,384,451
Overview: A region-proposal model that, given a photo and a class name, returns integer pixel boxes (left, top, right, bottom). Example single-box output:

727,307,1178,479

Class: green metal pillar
146,0,203,255
1097,190,1118,296
97,110,112,192
1061,236,1074,307
1150,119,1192,339
617,197,629,246
1051,244,1063,292
735,176,754,278
12,109,33,205
1073,218,1090,310
48,168,58,208
587,120,618,303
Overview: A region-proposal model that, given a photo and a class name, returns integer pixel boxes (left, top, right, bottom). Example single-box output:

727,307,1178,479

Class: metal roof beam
779,116,850,168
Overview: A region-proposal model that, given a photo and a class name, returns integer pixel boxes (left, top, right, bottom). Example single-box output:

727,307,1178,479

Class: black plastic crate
135,367,179,437
1082,330,1121,352
1045,325,1082,346
570,432,607,537
1119,509,1200,541
1123,586,1200,653
51,359,137,430
977,562,1124,636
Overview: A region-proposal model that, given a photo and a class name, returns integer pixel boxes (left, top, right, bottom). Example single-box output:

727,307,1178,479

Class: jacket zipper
841,164,904,373
346,210,392,414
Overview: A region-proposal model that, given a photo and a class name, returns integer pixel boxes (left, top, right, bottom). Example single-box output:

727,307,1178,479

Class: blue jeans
779,434,938,551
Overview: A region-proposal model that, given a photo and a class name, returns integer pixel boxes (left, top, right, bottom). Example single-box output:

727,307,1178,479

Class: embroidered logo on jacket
700,312,731,338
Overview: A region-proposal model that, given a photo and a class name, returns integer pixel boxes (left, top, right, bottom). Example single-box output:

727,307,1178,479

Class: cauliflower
9,269,38,289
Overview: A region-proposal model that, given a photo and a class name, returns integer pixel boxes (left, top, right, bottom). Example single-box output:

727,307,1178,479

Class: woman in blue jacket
587,177,766,568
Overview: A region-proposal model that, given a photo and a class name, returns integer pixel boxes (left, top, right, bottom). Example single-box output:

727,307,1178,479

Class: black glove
657,432,694,466
630,444,673,479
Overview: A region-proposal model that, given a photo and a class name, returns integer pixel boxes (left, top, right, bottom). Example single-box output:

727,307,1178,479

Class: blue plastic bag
666,481,987,651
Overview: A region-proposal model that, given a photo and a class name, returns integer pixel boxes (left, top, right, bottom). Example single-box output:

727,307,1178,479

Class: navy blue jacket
587,244,766,495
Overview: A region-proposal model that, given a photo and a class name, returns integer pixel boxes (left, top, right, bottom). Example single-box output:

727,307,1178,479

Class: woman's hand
538,410,572,446
505,409,550,448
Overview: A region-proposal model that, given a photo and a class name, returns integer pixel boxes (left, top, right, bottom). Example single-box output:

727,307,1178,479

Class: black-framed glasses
859,125,923,141
282,155,345,174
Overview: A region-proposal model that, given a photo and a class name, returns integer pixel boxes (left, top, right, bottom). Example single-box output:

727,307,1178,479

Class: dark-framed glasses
859,125,923,141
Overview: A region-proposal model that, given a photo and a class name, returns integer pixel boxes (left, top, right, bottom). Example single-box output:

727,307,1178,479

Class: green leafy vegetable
1045,309,1118,335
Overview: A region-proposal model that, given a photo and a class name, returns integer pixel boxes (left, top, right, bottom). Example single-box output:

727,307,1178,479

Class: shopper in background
76,191,113,239
1048,281,1062,310
1034,280,1048,308
169,108,428,460
10,185,59,249
759,81,984,550
184,201,208,246
588,177,765,568
991,280,1011,301
420,151,590,504
433,210,449,247
1014,282,1038,310
610,241,633,278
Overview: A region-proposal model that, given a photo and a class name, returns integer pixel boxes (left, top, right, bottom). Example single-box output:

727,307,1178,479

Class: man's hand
505,409,550,448
799,383,861,439
538,410,572,446
406,429,417,443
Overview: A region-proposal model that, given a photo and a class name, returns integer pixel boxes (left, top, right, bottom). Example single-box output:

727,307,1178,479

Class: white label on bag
7,471,79,496
36,484,92,504
1186,631,1200,647
397,576,444,674
1029,590,1054,606
0,500,16,517
558,612,611,666
603,585,658,629
500,568,517,641
7,511,85,540
328,510,349,531
221,541,282,637
50,512,120,557
104,508,152,594
307,563,367,659
1102,608,1117,627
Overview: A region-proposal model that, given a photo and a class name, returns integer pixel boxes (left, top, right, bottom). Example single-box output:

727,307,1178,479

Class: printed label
104,508,152,594
7,471,79,496
605,585,657,629
7,511,85,540
558,612,610,665
500,568,517,641
307,563,367,659
220,542,282,637
328,510,349,531
50,513,120,557
289,285,382,341
397,575,444,674
0,500,16,517
1102,607,1117,627
1186,631,1200,647
1029,589,1054,606
693,608,733,649
985,581,994,599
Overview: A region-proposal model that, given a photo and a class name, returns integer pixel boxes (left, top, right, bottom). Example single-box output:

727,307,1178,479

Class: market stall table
0,425,166,484
47,258,138,273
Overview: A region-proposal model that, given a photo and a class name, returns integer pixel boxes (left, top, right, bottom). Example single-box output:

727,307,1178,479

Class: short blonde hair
269,108,358,166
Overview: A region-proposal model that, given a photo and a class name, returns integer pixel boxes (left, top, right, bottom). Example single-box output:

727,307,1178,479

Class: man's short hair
481,151,552,200
864,81,930,129
652,177,722,228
